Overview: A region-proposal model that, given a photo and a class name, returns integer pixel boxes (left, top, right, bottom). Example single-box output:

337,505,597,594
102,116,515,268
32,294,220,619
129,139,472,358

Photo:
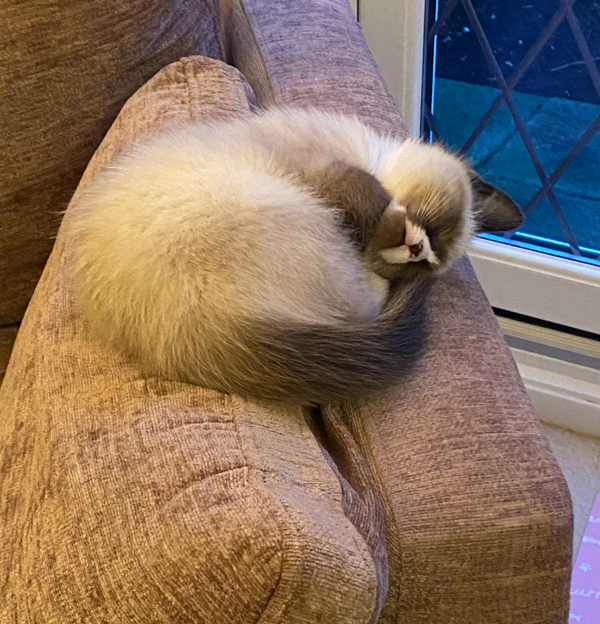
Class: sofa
0,0,573,622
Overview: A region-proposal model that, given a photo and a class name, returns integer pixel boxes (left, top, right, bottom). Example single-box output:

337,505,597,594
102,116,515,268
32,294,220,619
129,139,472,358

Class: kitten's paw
373,201,437,265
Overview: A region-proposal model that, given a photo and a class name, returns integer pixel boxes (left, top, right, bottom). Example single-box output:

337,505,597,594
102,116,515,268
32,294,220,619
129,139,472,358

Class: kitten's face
367,141,523,282
366,180,472,281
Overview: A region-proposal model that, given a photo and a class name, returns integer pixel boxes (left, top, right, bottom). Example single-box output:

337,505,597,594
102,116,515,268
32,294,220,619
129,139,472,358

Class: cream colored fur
69,108,485,403
215,108,475,270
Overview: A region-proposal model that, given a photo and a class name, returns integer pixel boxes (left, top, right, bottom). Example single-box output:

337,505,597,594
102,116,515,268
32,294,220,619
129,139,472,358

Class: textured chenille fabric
0,0,224,347
221,0,407,138
0,324,19,384
0,57,389,623
0,0,573,621
222,0,574,622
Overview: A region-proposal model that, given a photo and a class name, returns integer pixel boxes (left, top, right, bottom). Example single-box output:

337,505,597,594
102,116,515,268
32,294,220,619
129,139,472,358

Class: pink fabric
570,493,600,623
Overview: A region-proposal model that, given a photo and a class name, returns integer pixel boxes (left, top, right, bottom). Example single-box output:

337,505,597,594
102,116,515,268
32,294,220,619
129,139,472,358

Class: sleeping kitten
70,108,523,404
223,108,523,283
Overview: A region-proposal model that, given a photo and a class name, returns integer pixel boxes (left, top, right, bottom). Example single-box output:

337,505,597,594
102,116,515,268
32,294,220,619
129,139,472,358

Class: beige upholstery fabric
221,0,406,137
0,324,19,385
0,56,389,624
1,0,573,619
324,266,574,623
222,0,574,622
0,0,224,329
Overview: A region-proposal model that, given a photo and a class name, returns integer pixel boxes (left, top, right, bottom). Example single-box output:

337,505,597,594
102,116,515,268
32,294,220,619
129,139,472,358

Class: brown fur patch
301,162,392,251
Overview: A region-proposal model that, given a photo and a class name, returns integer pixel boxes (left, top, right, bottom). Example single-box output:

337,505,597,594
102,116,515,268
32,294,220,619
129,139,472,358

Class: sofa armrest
220,0,407,137
0,57,387,624
222,1,574,621
326,259,574,623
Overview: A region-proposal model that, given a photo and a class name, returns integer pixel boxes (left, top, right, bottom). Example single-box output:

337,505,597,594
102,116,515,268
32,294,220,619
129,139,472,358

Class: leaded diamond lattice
422,0,600,265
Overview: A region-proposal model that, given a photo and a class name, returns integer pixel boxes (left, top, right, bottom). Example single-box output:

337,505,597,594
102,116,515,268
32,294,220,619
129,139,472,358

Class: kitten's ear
471,175,524,233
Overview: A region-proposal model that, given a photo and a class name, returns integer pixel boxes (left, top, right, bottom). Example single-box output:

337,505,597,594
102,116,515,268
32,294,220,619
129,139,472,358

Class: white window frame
358,0,600,336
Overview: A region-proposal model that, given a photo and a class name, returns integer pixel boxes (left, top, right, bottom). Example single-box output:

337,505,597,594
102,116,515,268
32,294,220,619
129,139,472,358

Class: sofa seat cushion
0,56,388,624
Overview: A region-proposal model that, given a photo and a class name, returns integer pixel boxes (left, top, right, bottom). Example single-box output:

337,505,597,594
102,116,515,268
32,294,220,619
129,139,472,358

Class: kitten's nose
408,241,424,257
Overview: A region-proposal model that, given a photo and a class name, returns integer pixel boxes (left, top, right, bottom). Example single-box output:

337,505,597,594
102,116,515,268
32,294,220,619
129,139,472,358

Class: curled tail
209,278,432,404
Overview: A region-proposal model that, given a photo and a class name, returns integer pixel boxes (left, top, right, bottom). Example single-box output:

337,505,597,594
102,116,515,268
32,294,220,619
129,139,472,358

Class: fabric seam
234,0,277,105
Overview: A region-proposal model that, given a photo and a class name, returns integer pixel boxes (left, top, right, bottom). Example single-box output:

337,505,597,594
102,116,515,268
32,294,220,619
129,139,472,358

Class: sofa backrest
0,0,224,328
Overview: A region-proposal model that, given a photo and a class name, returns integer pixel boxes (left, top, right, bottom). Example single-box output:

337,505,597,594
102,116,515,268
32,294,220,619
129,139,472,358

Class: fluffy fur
70,108,523,404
